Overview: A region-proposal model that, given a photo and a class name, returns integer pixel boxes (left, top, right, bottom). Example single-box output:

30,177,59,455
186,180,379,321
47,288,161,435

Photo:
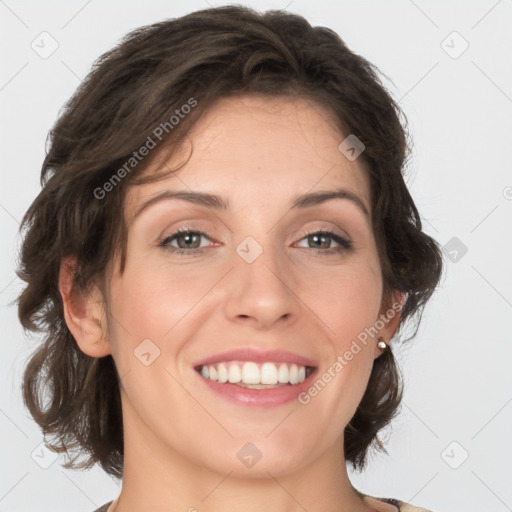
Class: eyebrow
291,188,369,217
131,190,228,224
130,187,369,223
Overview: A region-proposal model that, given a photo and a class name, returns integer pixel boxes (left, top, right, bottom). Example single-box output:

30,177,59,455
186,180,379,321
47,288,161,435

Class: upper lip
193,348,318,369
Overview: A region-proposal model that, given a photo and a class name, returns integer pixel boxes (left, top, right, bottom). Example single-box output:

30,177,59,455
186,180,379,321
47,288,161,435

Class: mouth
192,348,318,407
194,361,315,389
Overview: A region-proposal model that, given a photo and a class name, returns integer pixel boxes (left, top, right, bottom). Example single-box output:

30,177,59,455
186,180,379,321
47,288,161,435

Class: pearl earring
377,336,388,350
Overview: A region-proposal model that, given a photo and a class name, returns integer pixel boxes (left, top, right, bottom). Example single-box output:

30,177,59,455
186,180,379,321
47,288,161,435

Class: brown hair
17,5,444,478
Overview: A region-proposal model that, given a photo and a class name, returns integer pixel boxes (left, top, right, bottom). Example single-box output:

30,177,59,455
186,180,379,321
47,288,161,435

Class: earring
377,336,388,350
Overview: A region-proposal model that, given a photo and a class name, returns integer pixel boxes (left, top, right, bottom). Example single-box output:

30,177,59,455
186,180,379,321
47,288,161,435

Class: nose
223,243,300,330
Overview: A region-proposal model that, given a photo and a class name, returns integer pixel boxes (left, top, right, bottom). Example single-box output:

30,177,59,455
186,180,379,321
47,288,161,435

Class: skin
60,95,403,512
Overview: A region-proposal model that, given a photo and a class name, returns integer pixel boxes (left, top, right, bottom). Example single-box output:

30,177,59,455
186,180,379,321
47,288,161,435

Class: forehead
125,95,371,221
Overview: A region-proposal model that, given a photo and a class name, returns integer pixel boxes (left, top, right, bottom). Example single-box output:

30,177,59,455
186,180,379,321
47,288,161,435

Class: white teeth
260,362,278,384
242,362,260,384
278,363,289,383
199,361,310,386
209,365,218,381
228,364,242,383
289,364,299,384
217,363,228,383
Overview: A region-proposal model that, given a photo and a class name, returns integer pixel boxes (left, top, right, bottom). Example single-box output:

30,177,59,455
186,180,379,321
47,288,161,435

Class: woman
17,6,443,512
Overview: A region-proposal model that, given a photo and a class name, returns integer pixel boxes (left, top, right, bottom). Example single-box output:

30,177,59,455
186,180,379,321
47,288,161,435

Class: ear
373,290,406,359
59,257,112,358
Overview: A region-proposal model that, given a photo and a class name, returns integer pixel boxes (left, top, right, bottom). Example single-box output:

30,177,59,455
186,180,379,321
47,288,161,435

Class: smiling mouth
195,360,315,388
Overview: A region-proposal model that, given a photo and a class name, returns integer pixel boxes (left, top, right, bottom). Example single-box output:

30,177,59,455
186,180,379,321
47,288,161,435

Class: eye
295,229,352,253
159,229,214,254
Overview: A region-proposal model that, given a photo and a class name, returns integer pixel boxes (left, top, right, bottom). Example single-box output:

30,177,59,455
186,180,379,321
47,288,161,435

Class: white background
1,1,511,511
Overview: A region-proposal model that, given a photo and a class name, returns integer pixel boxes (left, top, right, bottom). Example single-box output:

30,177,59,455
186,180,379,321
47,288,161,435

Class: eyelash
158,228,217,256
297,228,352,253
158,227,352,255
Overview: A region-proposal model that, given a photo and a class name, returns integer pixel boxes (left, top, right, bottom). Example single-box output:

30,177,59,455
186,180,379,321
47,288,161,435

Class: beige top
363,495,433,512
96,493,433,511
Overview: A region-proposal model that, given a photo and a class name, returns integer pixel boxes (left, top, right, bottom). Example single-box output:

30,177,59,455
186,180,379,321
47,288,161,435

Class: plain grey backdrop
1,1,511,511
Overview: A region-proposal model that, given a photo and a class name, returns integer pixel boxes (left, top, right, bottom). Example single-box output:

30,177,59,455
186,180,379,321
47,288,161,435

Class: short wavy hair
17,5,444,478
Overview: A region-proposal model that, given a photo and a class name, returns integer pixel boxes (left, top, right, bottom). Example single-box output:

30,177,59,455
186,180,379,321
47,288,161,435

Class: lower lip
196,369,317,407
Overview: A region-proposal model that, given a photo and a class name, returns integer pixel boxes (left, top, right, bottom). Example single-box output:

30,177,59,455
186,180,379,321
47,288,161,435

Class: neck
113,396,370,512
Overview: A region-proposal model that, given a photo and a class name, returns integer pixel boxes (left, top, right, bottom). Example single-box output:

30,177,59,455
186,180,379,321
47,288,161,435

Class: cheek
296,257,381,408
106,257,230,380
110,257,218,338
299,259,382,342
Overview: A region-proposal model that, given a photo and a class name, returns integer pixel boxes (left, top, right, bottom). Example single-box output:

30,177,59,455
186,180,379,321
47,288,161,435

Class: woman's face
105,95,397,477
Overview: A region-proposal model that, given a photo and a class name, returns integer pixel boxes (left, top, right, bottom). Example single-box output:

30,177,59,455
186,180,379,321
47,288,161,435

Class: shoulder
363,494,434,512
92,496,435,512
399,502,434,512
91,502,113,512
